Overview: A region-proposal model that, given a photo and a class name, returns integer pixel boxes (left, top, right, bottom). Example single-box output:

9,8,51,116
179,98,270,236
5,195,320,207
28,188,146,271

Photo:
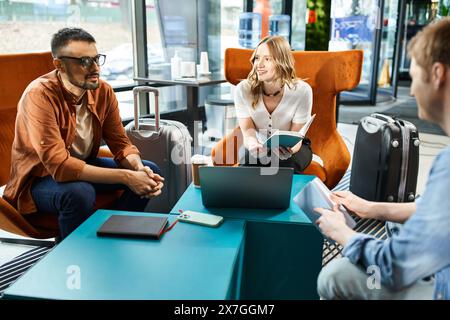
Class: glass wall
140,0,224,119
399,0,439,77
0,0,135,118
329,0,393,104
0,0,133,82
220,0,244,63
1,0,310,117
252,0,283,40
291,0,307,51
330,0,378,87
377,0,399,90
241,0,307,50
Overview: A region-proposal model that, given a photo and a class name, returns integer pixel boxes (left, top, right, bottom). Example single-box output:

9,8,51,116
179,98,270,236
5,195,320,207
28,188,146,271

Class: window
142,0,224,117
220,0,244,64
253,0,283,39
291,0,307,50
0,0,133,82
0,0,135,118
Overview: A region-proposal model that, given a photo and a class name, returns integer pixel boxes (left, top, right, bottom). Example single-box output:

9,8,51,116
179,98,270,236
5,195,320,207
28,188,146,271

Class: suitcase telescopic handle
133,86,160,131
371,113,395,123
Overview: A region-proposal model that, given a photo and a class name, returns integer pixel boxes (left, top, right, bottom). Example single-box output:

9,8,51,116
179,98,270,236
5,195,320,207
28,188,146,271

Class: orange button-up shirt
3,70,140,214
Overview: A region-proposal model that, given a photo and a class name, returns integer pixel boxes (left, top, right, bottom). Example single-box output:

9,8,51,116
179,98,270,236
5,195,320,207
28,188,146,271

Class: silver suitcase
125,86,192,213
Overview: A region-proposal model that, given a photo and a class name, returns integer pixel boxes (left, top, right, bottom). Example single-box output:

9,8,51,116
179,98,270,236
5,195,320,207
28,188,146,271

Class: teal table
3,210,245,300
171,174,324,299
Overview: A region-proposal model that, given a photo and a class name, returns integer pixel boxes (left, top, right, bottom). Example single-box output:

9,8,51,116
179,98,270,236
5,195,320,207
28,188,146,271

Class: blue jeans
31,158,161,239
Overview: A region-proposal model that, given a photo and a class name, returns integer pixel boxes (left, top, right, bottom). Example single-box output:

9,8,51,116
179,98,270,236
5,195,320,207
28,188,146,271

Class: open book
293,177,356,242
263,114,316,149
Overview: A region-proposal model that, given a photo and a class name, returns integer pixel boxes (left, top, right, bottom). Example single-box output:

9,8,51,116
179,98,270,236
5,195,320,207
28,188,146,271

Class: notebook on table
97,215,168,239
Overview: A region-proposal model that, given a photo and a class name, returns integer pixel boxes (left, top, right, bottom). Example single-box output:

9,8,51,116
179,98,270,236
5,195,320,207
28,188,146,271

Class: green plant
439,3,450,16
305,0,331,51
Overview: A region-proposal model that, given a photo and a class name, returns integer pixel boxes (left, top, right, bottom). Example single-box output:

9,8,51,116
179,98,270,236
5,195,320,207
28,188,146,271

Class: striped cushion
0,246,53,296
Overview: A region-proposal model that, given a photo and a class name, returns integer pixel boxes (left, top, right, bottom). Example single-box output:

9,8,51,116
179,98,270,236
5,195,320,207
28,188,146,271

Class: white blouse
234,79,313,142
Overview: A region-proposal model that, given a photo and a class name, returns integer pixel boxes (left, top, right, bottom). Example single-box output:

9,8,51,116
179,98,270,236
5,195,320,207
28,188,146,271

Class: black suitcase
350,113,420,203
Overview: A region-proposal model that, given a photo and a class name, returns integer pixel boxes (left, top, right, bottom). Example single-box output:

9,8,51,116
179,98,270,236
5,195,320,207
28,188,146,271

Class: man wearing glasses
3,28,164,239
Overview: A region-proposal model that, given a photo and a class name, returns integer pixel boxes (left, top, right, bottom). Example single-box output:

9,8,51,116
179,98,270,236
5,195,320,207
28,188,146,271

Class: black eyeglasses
58,54,106,68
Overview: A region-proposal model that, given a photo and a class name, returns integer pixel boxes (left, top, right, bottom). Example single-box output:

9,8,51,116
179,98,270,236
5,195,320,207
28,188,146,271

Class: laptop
199,166,294,209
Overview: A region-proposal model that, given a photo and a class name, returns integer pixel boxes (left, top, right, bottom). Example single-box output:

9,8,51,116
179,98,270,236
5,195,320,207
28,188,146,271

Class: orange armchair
0,52,120,245
212,48,363,189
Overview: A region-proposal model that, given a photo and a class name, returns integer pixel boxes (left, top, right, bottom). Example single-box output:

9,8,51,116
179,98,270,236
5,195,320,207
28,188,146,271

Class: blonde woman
235,36,313,172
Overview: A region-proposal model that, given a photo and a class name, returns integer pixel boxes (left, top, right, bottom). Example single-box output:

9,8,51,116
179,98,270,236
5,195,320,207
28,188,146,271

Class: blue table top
171,174,316,224
3,210,245,300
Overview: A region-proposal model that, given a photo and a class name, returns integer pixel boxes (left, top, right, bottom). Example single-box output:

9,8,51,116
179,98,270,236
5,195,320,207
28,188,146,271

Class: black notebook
97,215,169,239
